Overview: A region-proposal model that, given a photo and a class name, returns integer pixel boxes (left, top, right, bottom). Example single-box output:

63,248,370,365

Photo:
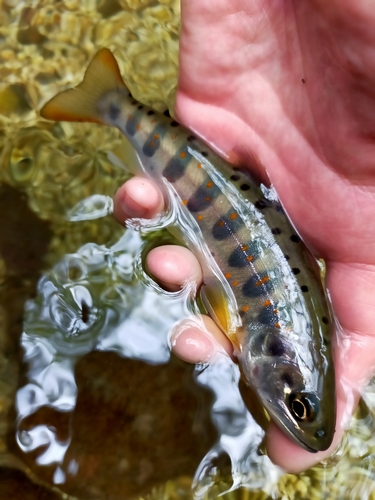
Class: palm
175,0,375,464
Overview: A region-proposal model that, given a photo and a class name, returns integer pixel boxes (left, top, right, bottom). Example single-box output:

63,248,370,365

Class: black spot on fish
322,316,329,324
128,92,133,98
163,157,186,183
240,184,250,191
201,151,208,157
164,109,171,118
276,204,285,213
170,121,179,127
230,174,240,181
284,254,290,260
147,110,155,116
290,234,300,243
212,215,243,240
187,135,196,142
131,100,137,106
272,227,281,235
109,104,121,121
138,105,144,110
255,199,268,209
258,305,279,327
301,285,309,293
242,273,273,298
292,267,301,275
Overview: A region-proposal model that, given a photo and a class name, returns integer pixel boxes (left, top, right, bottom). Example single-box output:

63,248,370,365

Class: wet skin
113,0,375,473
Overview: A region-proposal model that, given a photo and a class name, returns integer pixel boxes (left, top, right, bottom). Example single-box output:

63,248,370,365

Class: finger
146,244,203,293
113,177,164,223
169,314,234,363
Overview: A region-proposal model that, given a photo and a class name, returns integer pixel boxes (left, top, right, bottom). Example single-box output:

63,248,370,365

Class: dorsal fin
40,48,127,124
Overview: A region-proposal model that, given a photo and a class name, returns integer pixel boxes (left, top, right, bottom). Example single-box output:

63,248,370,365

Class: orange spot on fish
225,273,232,279
255,276,270,286
154,134,159,140
182,199,188,205
242,305,249,312
206,181,213,188
219,220,224,226
205,197,211,202
150,141,155,147
232,281,239,287
128,115,133,120
246,255,253,261
241,245,248,251
275,323,281,328
197,163,202,169
263,300,271,307
274,309,278,314
180,151,187,159
171,135,177,139
137,123,141,131
197,215,203,220
230,213,238,220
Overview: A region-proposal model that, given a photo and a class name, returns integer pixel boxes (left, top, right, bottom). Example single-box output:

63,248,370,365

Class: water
2,1,375,499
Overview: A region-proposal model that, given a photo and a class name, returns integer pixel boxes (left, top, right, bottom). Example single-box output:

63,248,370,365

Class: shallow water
2,1,375,499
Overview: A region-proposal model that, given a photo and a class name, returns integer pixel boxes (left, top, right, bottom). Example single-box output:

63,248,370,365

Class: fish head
238,327,335,452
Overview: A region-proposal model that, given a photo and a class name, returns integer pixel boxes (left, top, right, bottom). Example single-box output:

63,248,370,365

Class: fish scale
40,48,336,452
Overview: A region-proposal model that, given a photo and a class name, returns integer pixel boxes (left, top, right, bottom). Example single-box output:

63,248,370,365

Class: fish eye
289,393,318,422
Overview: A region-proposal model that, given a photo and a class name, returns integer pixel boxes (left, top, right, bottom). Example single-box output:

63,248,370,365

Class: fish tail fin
40,48,127,124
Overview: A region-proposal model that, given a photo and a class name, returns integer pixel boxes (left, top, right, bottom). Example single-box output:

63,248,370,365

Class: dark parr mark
138,105,144,110
258,305,279,327
272,227,281,235
228,242,259,268
290,235,300,243
143,126,163,157
201,151,208,157
109,104,121,121
170,121,179,127
301,285,309,293
212,214,243,240
164,109,171,118
266,337,285,356
242,273,274,298
240,184,250,191
163,148,191,183
126,115,137,136
147,110,155,116
322,316,329,324
187,182,220,212
292,268,301,275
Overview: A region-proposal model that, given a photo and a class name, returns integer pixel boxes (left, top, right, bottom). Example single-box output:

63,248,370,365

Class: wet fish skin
40,49,336,452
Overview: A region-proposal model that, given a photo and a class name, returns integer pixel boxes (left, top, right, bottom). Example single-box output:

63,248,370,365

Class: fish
40,48,336,452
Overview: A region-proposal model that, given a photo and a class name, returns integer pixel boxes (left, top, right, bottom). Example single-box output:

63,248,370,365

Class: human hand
114,0,375,473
